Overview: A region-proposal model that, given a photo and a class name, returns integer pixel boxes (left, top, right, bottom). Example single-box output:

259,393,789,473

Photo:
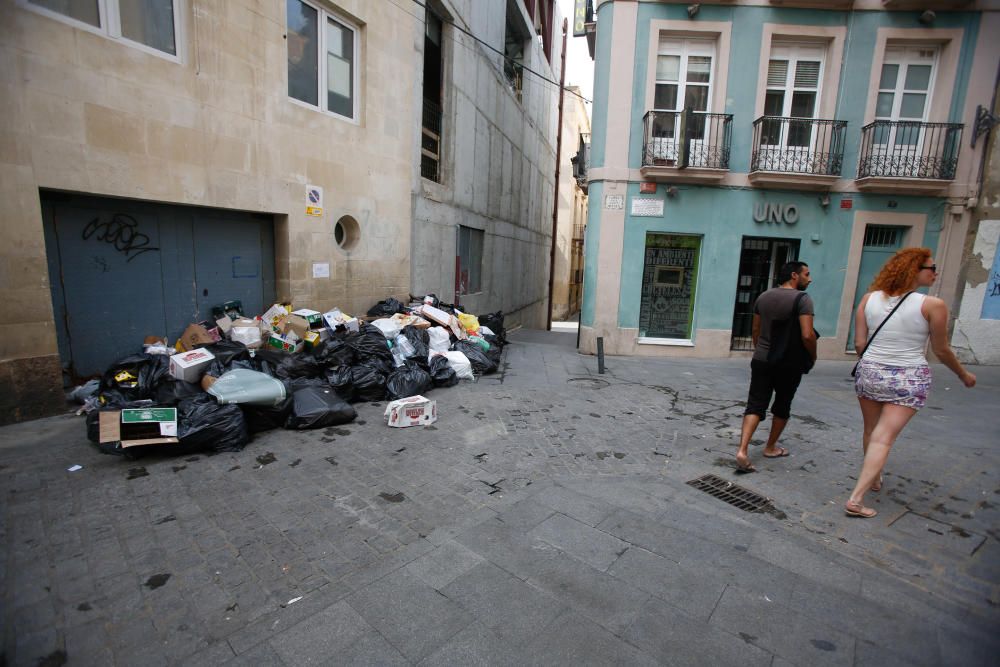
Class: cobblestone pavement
1,329,997,665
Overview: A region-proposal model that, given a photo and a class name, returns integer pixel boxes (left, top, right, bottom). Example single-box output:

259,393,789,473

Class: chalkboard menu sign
638,234,702,339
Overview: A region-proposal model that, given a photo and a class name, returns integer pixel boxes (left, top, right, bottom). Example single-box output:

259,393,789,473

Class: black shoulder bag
851,291,913,377
766,292,816,373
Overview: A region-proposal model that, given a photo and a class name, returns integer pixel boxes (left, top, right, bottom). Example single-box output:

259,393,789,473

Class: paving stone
607,545,728,620
453,517,562,581
266,600,373,666
748,532,862,595
527,512,629,571
530,485,618,526
440,562,567,644
346,568,472,663
516,610,659,666
624,596,772,667
403,539,485,590
417,621,519,667
523,552,649,635
709,584,856,666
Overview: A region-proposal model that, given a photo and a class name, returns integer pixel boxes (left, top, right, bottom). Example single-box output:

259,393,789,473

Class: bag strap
857,291,913,362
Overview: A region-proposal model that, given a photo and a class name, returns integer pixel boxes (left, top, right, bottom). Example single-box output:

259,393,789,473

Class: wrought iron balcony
857,120,962,182
421,99,442,182
750,116,847,177
641,110,732,174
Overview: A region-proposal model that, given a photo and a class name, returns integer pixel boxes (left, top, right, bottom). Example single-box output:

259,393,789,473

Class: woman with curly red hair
845,247,976,518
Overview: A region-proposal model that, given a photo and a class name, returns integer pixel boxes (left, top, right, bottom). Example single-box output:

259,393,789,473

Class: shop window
457,226,483,295
25,0,180,59
638,234,702,340
287,0,359,121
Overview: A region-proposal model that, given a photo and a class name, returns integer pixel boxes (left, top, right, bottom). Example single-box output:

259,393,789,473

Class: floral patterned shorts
854,359,932,410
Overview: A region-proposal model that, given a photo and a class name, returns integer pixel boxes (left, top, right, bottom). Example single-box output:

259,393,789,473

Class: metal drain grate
686,474,772,512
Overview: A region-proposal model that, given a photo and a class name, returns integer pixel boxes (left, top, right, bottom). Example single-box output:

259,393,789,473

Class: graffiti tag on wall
82,214,160,263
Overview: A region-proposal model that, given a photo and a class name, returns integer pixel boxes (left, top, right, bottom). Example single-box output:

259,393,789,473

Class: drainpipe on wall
546,18,569,331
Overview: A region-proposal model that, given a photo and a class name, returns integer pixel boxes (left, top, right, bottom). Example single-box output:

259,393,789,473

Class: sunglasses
921,265,938,273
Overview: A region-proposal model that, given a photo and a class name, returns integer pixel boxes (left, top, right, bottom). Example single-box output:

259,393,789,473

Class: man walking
735,261,817,472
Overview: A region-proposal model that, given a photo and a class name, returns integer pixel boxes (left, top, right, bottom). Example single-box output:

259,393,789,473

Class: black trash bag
326,365,356,402
351,364,387,402
454,340,498,375
155,379,204,405
251,347,287,371
428,355,458,388
477,311,507,345
241,394,294,434
401,325,430,360
177,394,249,453
313,338,355,368
346,328,394,374
274,353,325,381
484,342,503,367
366,297,406,318
285,386,357,429
100,354,170,402
283,376,327,392
202,340,250,366
386,362,433,400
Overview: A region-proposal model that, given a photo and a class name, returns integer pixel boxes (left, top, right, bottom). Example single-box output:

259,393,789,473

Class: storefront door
846,225,906,350
730,237,800,350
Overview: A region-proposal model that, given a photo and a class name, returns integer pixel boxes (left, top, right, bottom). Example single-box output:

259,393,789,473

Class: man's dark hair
777,261,808,284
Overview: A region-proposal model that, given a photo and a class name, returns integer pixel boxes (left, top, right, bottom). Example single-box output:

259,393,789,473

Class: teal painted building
579,0,999,360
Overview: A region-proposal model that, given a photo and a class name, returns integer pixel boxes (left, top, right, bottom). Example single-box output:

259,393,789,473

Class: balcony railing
857,121,962,180
642,110,732,170
750,117,847,175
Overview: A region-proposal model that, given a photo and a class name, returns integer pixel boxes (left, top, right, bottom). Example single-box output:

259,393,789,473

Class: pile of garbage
74,296,507,458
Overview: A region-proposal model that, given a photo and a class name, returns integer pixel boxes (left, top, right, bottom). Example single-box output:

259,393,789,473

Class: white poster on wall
312,262,330,279
604,194,625,210
631,198,664,217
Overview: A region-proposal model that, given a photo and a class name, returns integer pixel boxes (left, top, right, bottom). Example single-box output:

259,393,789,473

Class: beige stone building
551,85,590,322
0,0,563,423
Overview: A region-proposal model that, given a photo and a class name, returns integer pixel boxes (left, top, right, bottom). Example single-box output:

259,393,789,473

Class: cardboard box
99,408,179,448
177,323,215,351
268,332,303,353
215,315,233,335
285,314,312,340
391,313,431,330
169,348,216,382
417,305,466,340
291,309,324,327
323,309,360,333
303,330,328,351
384,395,437,428
262,304,290,332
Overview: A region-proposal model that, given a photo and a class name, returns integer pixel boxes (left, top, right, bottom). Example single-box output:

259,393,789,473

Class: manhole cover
567,378,610,390
687,474,772,512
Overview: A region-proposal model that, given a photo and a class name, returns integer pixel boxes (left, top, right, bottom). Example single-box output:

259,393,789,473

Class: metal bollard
597,336,605,374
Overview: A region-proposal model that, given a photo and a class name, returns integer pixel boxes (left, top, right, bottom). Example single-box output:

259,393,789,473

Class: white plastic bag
427,326,451,353
479,326,495,337
370,318,402,339
433,350,473,380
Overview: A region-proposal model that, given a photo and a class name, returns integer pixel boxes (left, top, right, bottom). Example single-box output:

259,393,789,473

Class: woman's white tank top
862,291,929,367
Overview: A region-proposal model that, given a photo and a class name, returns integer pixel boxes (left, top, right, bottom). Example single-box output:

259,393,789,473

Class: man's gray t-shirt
752,287,814,362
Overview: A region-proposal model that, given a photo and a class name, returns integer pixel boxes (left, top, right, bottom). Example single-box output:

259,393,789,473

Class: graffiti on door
81,214,160,262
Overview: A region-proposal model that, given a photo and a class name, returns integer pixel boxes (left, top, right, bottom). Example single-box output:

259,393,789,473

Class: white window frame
286,0,361,124
875,45,939,124
651,37,716,165
20,0,184,64
760,42,825,153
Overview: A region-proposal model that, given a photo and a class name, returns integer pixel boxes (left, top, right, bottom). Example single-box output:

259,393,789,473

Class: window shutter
767,60,788,87
794,61,820,88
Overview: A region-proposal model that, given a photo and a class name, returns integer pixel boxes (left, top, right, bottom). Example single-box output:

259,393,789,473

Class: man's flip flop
762,447,790,458
845,502,877,518
735,458,756,473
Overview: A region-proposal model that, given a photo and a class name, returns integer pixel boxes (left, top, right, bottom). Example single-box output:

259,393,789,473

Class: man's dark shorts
744,359,803,420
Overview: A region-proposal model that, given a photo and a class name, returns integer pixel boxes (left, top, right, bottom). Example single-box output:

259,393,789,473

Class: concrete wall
552,86,590,321
0,0,417,422
409,0,562,328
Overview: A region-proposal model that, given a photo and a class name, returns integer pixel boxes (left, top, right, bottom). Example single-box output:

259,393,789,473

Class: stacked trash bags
80,301,507,459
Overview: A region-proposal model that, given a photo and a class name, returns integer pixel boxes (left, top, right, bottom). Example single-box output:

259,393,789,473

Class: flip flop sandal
845,503,877,518
735,458,756,474
762,447,790,458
